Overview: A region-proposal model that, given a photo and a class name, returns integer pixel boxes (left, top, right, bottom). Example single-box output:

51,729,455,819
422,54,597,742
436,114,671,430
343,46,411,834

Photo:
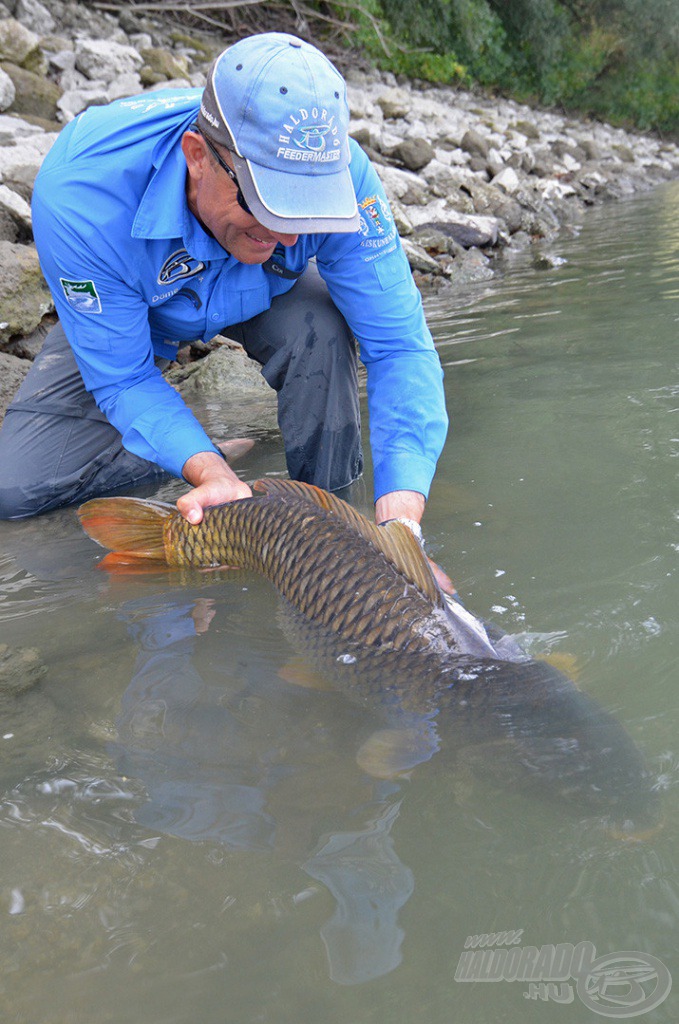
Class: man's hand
376,489,456,597
177,451,252,524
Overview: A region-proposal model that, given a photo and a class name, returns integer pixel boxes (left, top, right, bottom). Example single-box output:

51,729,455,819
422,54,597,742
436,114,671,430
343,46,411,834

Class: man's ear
182,131,208,179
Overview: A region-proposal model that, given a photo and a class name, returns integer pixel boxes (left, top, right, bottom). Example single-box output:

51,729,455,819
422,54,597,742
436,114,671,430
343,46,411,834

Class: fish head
456,657,664,838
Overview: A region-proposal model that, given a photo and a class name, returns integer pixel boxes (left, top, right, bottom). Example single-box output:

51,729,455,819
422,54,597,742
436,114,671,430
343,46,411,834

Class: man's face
182,131,299,264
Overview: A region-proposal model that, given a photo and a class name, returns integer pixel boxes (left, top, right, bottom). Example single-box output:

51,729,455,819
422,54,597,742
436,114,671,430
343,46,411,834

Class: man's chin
235,246,276,265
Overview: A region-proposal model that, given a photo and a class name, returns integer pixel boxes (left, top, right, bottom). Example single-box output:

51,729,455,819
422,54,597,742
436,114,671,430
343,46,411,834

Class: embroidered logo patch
358,195,394,238
277,106,341,163
157,249,206,286
59,278,102,314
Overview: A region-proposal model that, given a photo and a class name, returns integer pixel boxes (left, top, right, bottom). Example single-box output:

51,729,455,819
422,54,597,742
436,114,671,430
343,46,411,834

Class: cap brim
233,153,360,235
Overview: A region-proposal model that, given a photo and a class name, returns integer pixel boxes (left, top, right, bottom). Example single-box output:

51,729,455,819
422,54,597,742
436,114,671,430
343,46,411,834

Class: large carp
78,478,660,836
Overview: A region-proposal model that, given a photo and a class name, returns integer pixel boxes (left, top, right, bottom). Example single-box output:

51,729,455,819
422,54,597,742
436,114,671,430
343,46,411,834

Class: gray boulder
392,136,435,172
401,237,446,275
0,16,39,65
0,351,30,418
460,128,491,159
170,342,278,434
75,38,143,84
0,182,30,235
0,63,13,109
375,86,410,120
1,61,60,120
15,0,55,35
376,163,431,206
0,240,53,344
427,213,499,249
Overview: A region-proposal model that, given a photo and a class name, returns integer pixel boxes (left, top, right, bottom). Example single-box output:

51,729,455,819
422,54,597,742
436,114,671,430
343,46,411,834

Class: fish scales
163,494,453,654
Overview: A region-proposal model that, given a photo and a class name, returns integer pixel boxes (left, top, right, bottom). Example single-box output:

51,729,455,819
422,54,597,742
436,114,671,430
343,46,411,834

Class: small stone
0,65,13,111
391,136,435,172
375,86,410,120
491,166,520,194
461,128,491,159
401,237,444,274
533,251,567,270
513,119,541,140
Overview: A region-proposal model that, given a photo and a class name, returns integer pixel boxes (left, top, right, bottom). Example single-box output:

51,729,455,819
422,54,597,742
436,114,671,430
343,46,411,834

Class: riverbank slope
1,0,678,419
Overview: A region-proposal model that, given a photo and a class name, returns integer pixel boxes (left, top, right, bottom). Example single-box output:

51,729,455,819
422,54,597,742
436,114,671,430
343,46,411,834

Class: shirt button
210,313,220,321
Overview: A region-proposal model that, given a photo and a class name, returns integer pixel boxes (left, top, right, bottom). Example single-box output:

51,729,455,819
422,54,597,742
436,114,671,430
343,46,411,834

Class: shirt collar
132,122,229,262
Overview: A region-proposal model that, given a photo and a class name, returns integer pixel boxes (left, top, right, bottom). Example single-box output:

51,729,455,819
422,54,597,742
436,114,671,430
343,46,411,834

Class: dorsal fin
252,478,444,606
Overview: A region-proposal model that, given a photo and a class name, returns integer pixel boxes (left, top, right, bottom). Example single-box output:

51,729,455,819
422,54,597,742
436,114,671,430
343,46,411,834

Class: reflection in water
304,798,413,986
115,593,277,851
113,590,415,984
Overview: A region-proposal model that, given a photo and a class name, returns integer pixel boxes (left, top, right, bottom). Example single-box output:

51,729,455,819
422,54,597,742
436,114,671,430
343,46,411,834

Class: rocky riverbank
1,0,678,419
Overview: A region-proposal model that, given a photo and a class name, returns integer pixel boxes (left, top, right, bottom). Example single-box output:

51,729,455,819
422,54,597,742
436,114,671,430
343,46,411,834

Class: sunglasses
189,124,252,215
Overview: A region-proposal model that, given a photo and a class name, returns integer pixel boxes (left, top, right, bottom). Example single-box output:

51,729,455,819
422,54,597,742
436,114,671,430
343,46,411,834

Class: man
0,33,448,577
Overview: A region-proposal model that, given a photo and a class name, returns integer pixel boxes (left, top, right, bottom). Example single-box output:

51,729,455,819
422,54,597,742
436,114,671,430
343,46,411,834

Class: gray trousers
0,264,363,519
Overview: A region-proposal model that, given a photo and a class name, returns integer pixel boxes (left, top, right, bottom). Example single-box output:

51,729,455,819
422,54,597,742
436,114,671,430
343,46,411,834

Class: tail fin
77,497,174,566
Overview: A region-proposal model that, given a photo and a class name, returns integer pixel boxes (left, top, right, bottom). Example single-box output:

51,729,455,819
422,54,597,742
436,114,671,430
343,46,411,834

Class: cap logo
277,106,341,163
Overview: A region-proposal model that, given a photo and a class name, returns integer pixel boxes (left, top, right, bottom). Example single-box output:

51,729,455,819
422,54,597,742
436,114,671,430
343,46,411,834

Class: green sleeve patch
59,278,102,314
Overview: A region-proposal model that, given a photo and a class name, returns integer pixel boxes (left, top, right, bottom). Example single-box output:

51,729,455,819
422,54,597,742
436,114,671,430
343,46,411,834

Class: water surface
0,181,677,1023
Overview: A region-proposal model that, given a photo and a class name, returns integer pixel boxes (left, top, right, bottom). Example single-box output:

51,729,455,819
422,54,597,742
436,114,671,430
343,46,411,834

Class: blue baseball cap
196,33,360,234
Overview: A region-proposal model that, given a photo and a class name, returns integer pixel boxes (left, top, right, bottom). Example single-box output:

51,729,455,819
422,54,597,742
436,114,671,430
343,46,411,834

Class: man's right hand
177,450,252,524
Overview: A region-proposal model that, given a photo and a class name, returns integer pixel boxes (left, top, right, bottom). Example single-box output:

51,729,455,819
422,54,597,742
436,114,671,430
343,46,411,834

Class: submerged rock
0,643,47,697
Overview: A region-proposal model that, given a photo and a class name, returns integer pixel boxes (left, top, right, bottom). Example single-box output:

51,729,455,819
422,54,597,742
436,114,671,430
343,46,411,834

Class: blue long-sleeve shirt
31,88,448,500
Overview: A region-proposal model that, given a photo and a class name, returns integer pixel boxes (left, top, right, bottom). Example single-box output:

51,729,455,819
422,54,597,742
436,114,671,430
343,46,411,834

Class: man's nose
271,231,299,247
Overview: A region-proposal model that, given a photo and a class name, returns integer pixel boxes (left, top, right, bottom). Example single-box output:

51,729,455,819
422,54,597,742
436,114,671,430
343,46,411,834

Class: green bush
320,0,679,134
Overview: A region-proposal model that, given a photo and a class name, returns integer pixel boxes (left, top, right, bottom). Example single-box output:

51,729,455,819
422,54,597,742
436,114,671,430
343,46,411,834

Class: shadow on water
0,182,678,1022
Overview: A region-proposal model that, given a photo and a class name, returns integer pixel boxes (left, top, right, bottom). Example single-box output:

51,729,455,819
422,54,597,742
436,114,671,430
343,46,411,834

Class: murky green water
0,181,677,1024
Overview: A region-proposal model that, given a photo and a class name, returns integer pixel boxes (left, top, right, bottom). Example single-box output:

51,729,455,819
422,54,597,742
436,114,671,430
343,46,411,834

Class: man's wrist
182,449,236,486
374,489,426,527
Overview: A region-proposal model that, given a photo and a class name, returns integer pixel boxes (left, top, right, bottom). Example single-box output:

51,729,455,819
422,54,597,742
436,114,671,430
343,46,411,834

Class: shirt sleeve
314,143,448,502
31,172,222,479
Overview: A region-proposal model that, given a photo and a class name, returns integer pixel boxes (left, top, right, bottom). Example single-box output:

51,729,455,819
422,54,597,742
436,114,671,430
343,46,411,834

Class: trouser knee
231,264,363,492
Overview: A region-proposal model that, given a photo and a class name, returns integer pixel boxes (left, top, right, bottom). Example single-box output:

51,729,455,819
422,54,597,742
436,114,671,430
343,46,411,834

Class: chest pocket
150,288,206,338
238,285,271,324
